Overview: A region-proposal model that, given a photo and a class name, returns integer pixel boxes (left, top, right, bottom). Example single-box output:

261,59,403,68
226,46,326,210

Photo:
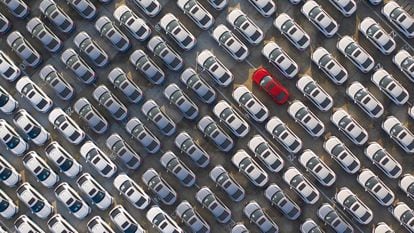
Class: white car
15,215,45,233
265,183,301,220
109,205,145,233
77,173,113,210
48,108,85,145
359,17,396,55
296,75,333,111
346,81,384,118
227,9,264,45
7,31,42,67
125,117,161,154
95,16,130,52
129,49,165,85
197,116,234,152
233,85,269,122
231,224,248,233
323,136,361,174
393,49,414,82
207,0,228,10
399,174,414,200
382,1,414,38
373,222,394,233
283,167,320,204
232,149,269,187
160,151,196,187
1,0,29,18
262,41,299,78
266,116,303,154
55,182,91,219
382,116,414,153
73,31,109,67
393,202,414,232
197,50,233,86
0,13,10,34
299,149,336,187
130,0,161,17
87,216,115,233
288,100,325,137
45,141,82,178
177,0,214,30
16,182,53,219
113,173,151,210
311,47,348,85
0,50,21,81
317,203,353,233
159,13,196,51
0,155,21,187
164,83,198,120
141,99,176,136
13,109,50,146
39,0,75,33
39,65,74,100
175,132,210,167
337,36,375,73
66,0,96,19
331,108,368,145
26,17,63,53
0,119,28,156
106,133,141,170
147,36,184,71
213,100,250,138
47,214,78,233
274,13,310,50
365,142,402,178
142,168,177,205
16,76,53,113
93,85,128,121
74,98,108,134
329,0,356,17
372,69,409,105
357,169,394,206
113,5,151,41
0,85,17,114
176,201,210,233
248,134,284,173
23,151,59,188
410,106,414,120
61,48,96,84
301,1,338,37
212,24,249,61
209,165,245,202
243,201,279,233
146,206,183,233
248,0,275,17
180,68,216,104
335,187,373,224
0,189,18,219
80,141,117,178
108,67,143,103
196,187,232,223
300,219,323,233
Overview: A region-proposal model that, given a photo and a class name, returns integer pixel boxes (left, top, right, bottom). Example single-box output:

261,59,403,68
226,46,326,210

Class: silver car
109,205,145,233
0,13,10,33
147,36,184,71
283,167,320,204
0,85,17,114
131,0,161,17
274,13,310,50
180,67,216,104
359,17,396,55
76,173,113,210
248,135,284,172
45,141,82,178
331,108,368,145
7,31,42,67
80,141,117,178
66,0,96,19
125,117,161,154
227,9,264,45
287,100,325,137
93,85,128,121
232,149,269,187
113,5,151,41
146,206,183,233
174,131,210,167
16,76,53,113
393,49,414,82
196,187,232,223
297,75,333,111
399,174,414,200
129,49,165,84
346,81,384,118
141,99,176,136
61,48,96,84
15,215,45,233
392,202,414,233
265,183,301,220
299,149,336,187
164,83,198,120
159,13,197,50
39,65,74,100
26,17,62,53
372,68,409,105
1,0,29,18
0,50,21,81
335,187,373,225
13,109,50,146
329,0,356,17
95,16,130,52
248,0,275,17
177,0,214,30
74,31,109,67
207,0,228,10
106,133,141,170
197,50,233,86
87,216,115,233
176,201,210,233
337,36,375,73
108,67,143,103
311,47,348,85
317,203,353,232
243,201,279,233
212,24,249,61
323,136,361,174
301,1,338,37
47,214,78,233
16,183,53,219
74,98,108,134
357,168,394,206
0,119,28,156
213,100,250,138
233,85,269,122
382,116,414,153
300,219,324,233
48,107,85,145
22,151,59,188
0,155,21,187
142,168,177,205
265,116,303,154
364,142,402,178
54,182,91,220
198,116,234,152
160,151,196,187
262,41,299,78
209,165,245,202
39,0,74,33
113,173,151,210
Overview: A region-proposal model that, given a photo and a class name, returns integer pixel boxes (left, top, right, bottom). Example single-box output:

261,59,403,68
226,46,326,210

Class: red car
252,68,289,104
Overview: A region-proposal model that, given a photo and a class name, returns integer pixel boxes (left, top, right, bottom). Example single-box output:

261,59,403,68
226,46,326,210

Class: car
196,187,232,223
7,31,41,67
177,0,214,30
0,13,10,34
16,77,53,113
252,67,289,104
93,85,128,121
207,0,228,10
146,206,183,233
77,173,113,210
164,83,199,120
125,117,161,154
301,1,338,37
148,36,184,71
39,0,74,33
213,100,249,138
346,81,384,118
130,0,161,17
300,219,323,233
48,214,78,233
357,169,394,206
159,13,197,51
232,149,269,187
95,16,130,52
16,182,53,219
129,49,165,84
359,17,396,55
197,116,234,152
393,202,414,232
400,174,414,200
372,68,409,105
233,85,269,122
265,183,301,220
365,142,402,178
108,67,143,103
323,136,361,174
106,134,141,170
331,108,368,145
0,119,28,156
26,17,62,53
0,50,20,81
142,168,177,205
48,108,85,145
73,98,108,134
231,224,248,233
23,151,59,188
248,0,275,17
0,84,17,114
373,222,394,233
180,68,216,104
109,205,145,233
288,100,325,137
227,9,264,45
74,31,109,67
55,182,91,219
283,167,320,204
0,189,18,219
212,24,249,61
209,165,245,202
299,149,336,187
1,0,29,18
262,41,299,78
66,0,96,19
265,116,303,154
382,116,414,153
274,13,310,50
382,1,414,38
329,0,356,17
296,75,333,111
113,173,151,210
335,187,373,224
176,201,210,233
88,216,115,233
248,135,284,173
311,47,348,85
337,36,375,73
160,151,196,187
39,65,74,100
13,109,50,146
80,141,117,178
175,131,210,167
244,201,279,233
113,5,151,41
410,106,414,119
142,99,176,136
317,203,353,233
61,48,96,84
0,155,21,187
393,49,414,82
197,50,234,86
45,141,82,178
14,215,45,233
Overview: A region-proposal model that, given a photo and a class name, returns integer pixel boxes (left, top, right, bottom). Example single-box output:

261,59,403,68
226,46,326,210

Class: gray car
106,133,141,170
196,187,232,223
7,31,41,67
95,16,130,52
209,165,245,202
39,65,74,100
125,117,160,154
243,201,279,233
61,48,96,84
180,68,216,104
66,0,96,19
73,98,108,134
198,116,234,152
141,99,176,136
108,67,143,103
196,50,233,87
26,17,62,53
164,84,198,120
265,183,301,220
176,201,210,233
160,151,196,187
74,31,109,67
113,5,151,41
39,0,74,33
147,36,184,71
129,49,165,85
174,131,210,167
93,85,128,121
142,168,177,205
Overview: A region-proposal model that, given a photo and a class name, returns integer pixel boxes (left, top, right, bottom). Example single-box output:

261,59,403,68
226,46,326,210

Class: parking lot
1,0,414,232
